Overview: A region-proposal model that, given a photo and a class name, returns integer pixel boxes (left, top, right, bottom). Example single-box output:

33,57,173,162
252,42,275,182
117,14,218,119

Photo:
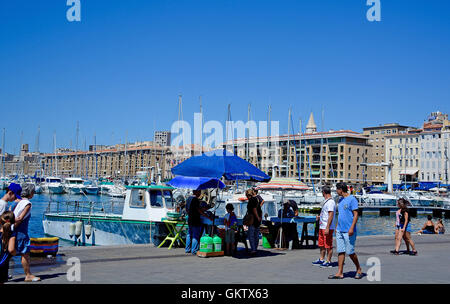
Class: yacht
42,177,65,194
83,180,99,195
402,191,437,207
63,177,86,194
358,189,398,207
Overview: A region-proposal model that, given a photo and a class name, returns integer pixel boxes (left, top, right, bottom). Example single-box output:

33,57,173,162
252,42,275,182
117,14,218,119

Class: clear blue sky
1,0,449,153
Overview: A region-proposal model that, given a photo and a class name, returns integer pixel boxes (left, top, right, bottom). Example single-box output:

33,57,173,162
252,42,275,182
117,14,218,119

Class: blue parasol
167,176,225,190
171,149,271,182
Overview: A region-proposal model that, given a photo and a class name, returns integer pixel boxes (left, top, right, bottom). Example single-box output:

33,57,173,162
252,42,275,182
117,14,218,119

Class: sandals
354,273,363,279
391,250,399,255
409,250,418,256
24,276,41,282
328,274,344,280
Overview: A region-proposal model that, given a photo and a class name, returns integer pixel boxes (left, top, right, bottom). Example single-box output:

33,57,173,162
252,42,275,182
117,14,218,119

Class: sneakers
312,258,324,265
320,261,332,268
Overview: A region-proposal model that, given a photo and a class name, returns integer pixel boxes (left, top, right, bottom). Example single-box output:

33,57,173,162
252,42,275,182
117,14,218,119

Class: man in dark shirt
246,189,262,254
253,187,265,207
185,190,212,255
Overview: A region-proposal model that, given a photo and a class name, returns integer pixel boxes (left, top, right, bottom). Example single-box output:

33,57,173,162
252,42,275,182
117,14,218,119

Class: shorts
16,234,31,255
396,224,412,233
318,229,334,249
225,229,236,243
336,230,357,255
422,230,435,235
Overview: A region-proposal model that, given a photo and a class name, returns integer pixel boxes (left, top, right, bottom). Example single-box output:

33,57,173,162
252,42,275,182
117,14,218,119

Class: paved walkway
6,234,450,284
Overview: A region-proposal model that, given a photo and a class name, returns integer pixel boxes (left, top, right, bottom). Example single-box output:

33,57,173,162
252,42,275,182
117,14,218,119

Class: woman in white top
14,183,40,282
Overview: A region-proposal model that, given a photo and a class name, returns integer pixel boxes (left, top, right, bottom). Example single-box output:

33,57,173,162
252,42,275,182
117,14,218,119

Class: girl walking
393,198,417,256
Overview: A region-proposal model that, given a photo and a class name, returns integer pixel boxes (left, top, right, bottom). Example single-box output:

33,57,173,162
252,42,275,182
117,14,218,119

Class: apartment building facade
222,114,371,186
362,123,410,184
386,130,421,184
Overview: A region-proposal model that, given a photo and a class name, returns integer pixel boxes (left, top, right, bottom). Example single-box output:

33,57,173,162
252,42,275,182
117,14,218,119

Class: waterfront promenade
7,234,450,284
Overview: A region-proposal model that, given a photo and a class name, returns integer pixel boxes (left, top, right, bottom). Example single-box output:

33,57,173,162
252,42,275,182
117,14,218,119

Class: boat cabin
64,177,84,185
45,177,62,183
122,185,176,222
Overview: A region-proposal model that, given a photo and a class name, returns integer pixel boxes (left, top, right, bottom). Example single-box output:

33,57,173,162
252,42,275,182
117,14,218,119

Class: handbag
243,212,254,226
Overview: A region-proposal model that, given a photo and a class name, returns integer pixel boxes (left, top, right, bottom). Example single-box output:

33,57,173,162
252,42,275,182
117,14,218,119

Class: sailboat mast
94,133,98,179
1,128,5,177
75,121,79,177
287,107,291,178
247,103,251,162
199,95,203,152
53,132,57,176
226,104,232,153
320,107,324,186
36,125,41,177
125,131,128,179
299,119,302,181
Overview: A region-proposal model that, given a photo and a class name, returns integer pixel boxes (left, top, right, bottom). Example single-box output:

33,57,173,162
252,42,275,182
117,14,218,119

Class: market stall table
157,219,187,250
269,216,319,248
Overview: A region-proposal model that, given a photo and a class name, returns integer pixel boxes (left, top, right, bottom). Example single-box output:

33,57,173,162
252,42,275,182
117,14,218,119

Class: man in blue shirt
328,182,363,280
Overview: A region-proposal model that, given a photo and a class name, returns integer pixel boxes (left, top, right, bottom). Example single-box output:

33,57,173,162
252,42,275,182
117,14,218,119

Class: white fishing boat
358,189,398,207
63,177,86,194
43,185,181,246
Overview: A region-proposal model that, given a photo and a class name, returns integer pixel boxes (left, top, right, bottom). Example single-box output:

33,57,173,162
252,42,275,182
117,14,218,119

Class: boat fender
85,224,92,239
75,221,83,237
69,222,76,237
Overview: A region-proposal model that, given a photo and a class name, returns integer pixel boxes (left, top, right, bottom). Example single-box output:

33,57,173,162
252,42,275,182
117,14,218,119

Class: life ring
238,197,248,201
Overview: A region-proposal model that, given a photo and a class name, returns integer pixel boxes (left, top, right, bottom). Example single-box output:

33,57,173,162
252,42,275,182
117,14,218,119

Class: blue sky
1,0,449,153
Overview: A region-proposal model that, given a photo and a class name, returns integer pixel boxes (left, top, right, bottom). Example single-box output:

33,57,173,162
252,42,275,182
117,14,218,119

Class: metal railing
44,200,125,219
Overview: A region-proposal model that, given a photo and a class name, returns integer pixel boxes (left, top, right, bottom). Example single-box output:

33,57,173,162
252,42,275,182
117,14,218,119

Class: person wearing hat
0,183,22,215
13,183,40,282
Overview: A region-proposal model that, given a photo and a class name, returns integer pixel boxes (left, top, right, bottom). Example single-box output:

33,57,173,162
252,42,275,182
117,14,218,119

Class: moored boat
43,185,180,246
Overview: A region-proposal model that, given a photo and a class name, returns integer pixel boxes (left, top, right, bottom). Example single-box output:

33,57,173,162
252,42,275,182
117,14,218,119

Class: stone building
222,113,371,186
362,123,411,184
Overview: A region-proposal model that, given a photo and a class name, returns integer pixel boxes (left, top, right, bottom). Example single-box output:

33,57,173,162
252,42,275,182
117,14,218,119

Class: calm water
1,192,448,247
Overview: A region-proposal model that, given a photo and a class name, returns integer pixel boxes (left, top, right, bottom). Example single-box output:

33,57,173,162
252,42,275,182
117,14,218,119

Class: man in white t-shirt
312,185,336,268
0,183,22,215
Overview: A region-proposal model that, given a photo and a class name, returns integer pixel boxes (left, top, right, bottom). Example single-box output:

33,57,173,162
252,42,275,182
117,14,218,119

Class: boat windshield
163,191,174,209
149,191,163,207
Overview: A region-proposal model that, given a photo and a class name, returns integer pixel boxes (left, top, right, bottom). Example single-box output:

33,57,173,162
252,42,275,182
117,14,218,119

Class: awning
399,169,418,176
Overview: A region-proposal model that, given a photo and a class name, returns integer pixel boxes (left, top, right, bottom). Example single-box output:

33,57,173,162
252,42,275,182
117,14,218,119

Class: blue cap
7,183,22,200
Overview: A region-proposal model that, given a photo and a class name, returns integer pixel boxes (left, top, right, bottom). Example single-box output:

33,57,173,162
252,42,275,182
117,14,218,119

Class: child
0,211,17,284
224,203,238,256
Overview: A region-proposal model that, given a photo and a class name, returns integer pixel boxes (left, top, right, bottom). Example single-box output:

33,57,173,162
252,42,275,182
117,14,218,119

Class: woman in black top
418,215,435,234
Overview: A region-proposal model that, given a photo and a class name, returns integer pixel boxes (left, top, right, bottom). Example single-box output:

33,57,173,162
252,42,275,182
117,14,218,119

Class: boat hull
84,187,99,195
43,214,176,246
48,185,65,194
66,187,85,194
